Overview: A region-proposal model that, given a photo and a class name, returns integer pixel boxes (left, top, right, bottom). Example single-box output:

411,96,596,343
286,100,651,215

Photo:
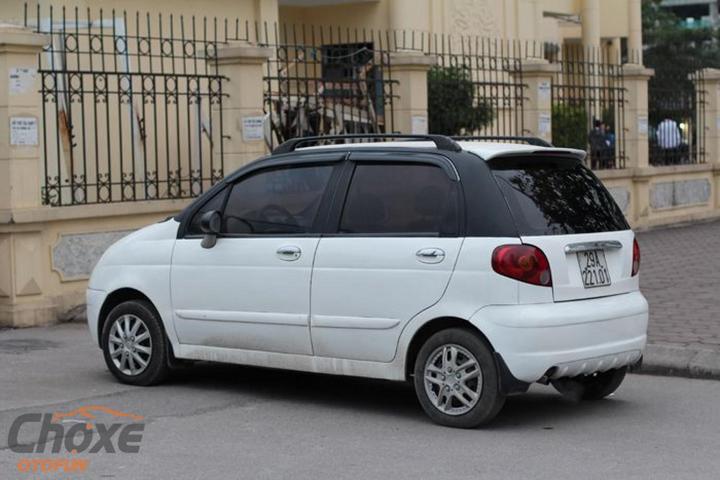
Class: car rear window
489,156,629,236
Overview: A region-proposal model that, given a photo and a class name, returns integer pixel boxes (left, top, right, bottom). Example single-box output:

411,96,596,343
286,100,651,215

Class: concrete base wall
597,164,720,231
0,199,190,327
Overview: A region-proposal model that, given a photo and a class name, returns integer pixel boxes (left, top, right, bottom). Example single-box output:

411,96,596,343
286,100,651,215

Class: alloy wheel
107,314,153,376
423,344,483,416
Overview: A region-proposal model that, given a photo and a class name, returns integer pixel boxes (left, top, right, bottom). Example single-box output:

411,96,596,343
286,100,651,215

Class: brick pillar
698,68,720,210
390,51,437,135
215,42,272,171
622,64,653,224
519,58,558,144
0,26,51,327
696,69,720,163
623,64,654,169
0,27,48,211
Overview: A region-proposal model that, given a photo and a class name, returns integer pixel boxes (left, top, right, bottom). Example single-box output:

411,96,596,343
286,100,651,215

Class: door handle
276,245,302,261
416,248,445,264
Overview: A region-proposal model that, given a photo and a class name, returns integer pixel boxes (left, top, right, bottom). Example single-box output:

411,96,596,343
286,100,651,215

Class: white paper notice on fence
637,115,649,136
411,115,428,135
538,81,551,102
538,113,551,135
242,116,264,142
9,67,36,94
10,117,38,146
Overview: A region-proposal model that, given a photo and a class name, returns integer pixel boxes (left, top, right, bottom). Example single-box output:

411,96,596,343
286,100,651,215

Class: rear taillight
492,244,552,287
632,238,641,276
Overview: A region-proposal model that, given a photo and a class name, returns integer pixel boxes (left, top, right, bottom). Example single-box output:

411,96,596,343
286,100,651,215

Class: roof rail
271,134,462,155
451,136,553,148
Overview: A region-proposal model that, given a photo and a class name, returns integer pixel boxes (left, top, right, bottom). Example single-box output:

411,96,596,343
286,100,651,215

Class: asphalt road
1,323,719,480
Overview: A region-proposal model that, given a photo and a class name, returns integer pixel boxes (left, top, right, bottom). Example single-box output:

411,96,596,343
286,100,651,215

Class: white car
87,135,647,428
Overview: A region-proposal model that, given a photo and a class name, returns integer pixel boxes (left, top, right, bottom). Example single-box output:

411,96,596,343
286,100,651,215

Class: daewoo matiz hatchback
87,134,647,428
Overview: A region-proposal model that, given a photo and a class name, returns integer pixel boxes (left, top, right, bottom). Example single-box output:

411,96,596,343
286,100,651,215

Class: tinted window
222,165,332,234
187,188,227,235
490,157,629,235
339,163,457,234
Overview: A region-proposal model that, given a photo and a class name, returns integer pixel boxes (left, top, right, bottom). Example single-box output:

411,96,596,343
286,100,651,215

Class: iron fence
545,43,626,169
253,25,397,150
647,64,706,166
395,32,525,138
25,4,227,206
256,27,527,147
26,2,658,207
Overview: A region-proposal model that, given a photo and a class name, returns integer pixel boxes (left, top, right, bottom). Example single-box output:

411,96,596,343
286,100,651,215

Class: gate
26,5,226,206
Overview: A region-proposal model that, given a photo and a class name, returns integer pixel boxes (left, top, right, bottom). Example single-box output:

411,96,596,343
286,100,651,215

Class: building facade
2,0,642,50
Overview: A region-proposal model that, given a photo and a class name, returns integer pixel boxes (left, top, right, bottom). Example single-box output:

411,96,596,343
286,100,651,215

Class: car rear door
489,154,637,302
310,152,463,362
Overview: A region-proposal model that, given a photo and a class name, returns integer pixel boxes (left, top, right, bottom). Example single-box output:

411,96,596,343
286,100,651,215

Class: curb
638,343,720,380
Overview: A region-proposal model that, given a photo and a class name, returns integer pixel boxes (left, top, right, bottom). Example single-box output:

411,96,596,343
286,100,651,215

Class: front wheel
413,328,505,428
101,300,170,386
551,367,627,401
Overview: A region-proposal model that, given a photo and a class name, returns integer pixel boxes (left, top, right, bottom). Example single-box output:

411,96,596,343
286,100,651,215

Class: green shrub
552,104,588,150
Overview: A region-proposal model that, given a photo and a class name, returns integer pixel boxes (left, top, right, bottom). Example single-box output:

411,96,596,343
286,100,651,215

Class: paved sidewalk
638,219,720,378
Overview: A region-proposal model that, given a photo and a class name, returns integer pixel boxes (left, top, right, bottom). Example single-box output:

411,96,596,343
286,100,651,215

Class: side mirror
199,210,222,249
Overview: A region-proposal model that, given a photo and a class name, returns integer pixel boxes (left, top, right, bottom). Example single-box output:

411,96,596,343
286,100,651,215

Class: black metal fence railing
647,65,706,166
395,32,525,138
30,3,688,206
545,43,627,170
254,27,527,148
251,25,397,150
25,4,227,206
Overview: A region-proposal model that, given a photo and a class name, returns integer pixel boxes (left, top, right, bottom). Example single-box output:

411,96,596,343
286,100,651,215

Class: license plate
577,250,611,288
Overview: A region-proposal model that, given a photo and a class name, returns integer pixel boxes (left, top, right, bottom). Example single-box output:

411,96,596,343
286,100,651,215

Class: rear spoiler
486,149,586,166
486,150,587,169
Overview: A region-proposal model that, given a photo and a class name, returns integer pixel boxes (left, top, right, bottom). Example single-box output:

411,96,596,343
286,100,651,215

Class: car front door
310,153,463,362
171,159,339,354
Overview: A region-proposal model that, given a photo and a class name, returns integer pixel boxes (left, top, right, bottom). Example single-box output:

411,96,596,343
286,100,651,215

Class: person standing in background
656,118,682,165
588,120,609,169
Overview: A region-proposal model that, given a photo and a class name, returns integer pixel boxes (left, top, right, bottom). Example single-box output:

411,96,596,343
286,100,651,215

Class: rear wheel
413,328,505,428
101,300,169,386
551,367,627,401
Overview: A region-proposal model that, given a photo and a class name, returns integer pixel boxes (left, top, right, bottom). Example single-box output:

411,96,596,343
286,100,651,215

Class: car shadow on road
166,361,423,420
161,361,634,429
493,392,634,430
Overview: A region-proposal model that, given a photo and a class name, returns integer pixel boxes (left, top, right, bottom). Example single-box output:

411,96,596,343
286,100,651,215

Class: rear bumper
471,291,648,383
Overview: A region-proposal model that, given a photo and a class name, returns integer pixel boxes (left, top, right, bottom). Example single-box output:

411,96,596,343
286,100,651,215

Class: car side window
186,188,228,235
339,163,458,235
222,165,333,235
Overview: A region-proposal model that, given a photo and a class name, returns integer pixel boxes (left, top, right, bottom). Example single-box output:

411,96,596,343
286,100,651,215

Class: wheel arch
97,288,158,346
403,316,530,394
404,316,495,381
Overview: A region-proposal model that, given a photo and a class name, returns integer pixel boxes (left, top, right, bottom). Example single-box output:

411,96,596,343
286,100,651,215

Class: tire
551,367,627,401
413,328,505,428
101,299,170,386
